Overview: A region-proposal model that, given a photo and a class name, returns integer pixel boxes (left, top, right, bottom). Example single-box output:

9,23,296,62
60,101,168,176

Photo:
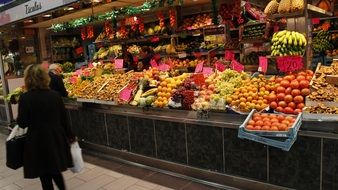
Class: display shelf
268,4,332,19
54,57,83,62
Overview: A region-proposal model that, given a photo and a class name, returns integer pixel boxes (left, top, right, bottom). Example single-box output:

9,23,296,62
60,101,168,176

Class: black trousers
39,173,65,190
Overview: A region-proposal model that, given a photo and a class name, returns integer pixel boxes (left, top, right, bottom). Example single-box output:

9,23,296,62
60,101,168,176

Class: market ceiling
24,0,210,29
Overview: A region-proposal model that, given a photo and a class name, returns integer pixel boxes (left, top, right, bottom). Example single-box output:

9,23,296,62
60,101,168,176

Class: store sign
0,0,77,26
276,56,303,73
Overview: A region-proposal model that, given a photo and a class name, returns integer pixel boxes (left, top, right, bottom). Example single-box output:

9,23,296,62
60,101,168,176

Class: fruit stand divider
64,100,338,190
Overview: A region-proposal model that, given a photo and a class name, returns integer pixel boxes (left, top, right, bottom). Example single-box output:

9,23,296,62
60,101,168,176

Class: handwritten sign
231,60,244,72
312,18,320,25
119,87,132,102
115,59,124,69
215,62,225,72
150,59,158,68
276,56,303,73
195,61,204,73
225,50,235,61
202,67,213,75
158,64,170,71
258,56,268,73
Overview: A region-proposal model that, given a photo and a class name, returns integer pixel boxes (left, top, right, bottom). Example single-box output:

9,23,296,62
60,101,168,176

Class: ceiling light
65,7,74,11
20,36,26,39
24,19,34,23
43,14,52,18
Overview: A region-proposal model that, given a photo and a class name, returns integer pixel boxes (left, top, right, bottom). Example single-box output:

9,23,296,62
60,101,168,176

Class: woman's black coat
17,89,74,178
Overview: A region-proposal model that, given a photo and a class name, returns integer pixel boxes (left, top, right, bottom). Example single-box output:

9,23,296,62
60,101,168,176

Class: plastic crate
241,110,302,138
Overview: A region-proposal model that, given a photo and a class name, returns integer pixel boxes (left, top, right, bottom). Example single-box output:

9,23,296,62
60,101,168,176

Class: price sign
312,18,320,25
195,61,204,73
225,50,235,61
150,59,158,68
258,56,268,73
115,59,124,69
119,88,132,102
193,52,202,58
215,62,225,72
158,64,170,71
178,52,187,58
76,69,82,76
133,56,139,63
231,60,244,72
276,56,303,73
202,67,213,75
150,36,160,42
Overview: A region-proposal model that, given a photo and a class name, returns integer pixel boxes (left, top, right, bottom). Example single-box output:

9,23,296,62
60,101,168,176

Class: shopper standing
48,63,68,97
17,64,75,190
139,46,154,70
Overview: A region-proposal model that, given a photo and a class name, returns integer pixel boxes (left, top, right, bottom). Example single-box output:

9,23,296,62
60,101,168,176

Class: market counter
64,100,338,190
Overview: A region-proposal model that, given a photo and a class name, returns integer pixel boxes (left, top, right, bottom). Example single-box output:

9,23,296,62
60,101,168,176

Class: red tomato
278,101,287,108
264,121,272,126
270,126,279,131
271,118,279,123
270,101,278,109
284,95,293,103
285,87,292,95
262,126,270,131
277,93,285,101
301,88,310,96
276,86,286,93
306,70,314,76
246,125,254,130
299,80,310,89
297,103,305,109
297,71,307,76
306,75,313,81
291,89,301,96
276,77,283,83
253,116,261,122
296,75,306,82
288,102,296,109
284,107,294,114
294,109,302,114
280,80,290,88
294,95,304,104
255,120,264,126
277,115,285,121
290,80,300,89
248,120,255,125
278,124,288,131
276,106,284,113
284,75,295,82
255,126,262,130
268,94,277,102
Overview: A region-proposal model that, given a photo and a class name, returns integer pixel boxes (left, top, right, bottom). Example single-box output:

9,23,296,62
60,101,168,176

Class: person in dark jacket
17,64,75,190
48,64,68,97
139,46,154,71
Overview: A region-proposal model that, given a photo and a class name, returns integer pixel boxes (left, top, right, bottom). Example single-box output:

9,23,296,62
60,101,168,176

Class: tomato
276,77,283,83
270,101,278,109
278,124,288,131
284,75,295,82
254,126,262,130
288,102,296,109
268,94,277,102
276,106,284,113
262,118,271,123
297,103,305,109
284,95,293,103
301,88,310,96
297,71,307,76
270,118,279,123
306,70,314,76
246,125,254,130
284,107,294,114
278,101,287,108
306,75,313,81
282,120,290,125
253,113,260,118
291,89,301,96
299,80,310,89
276,86,286,93
277,93,285,101
263,121,272,126
285,87,292,95
261,126,270,131
285,116,294,122
290,80,300,89
294,95,304,104
248,120,255,125
269,114,277,119
255,120,264,126
271,122,280,128
270,126,279,131
253,116,261,122
280,80,290,88
296,75,306,82
261,113,269,118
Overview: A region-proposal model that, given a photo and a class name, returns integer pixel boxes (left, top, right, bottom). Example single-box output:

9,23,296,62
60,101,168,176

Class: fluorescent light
43,14,52,18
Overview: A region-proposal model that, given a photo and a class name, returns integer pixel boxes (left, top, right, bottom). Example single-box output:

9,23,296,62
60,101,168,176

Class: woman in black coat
17,64,75,190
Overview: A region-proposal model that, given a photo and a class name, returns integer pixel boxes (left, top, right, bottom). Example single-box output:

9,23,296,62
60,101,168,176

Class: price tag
202,67,213,75
150,59,158,68
195,61,204,73
119,87,132,102
215,62,225,72
76,69,82,76
150,36,160,42
193,52,202,58
115,59,124,69
133,56,139,63
312,18,320,25
258,56,268,73
231,60,244,72
225,50,235,61
158,64,170,71
276,56,303,73
178,52,187,58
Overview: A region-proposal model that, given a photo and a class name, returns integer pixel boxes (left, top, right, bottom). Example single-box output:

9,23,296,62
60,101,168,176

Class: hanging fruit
169,9,176,27
87,25,94,39
81,27,86,40
157,12,165,29
104,21,113,36
117,19,127,39
138,18,145,34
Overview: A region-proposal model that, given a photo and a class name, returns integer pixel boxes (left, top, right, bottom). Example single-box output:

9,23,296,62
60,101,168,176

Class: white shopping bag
7,125,27,141
70,142,84,173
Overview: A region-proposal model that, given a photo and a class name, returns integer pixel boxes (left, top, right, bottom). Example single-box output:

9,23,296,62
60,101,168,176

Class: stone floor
0,134,221,190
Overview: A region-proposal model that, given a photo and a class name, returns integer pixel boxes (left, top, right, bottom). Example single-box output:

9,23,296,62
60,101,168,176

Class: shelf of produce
268,4,332,19
54,57,84,62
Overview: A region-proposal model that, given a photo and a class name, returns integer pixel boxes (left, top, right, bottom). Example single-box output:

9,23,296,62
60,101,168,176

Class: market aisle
0,134,221,190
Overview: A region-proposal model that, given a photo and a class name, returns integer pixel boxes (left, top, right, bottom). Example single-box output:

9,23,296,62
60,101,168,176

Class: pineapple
278,0,291,13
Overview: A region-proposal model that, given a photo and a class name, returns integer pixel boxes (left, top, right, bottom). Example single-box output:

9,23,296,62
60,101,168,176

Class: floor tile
103,175,139,190
73,175,116,190
143,173,190,190
125,185,151,190
1,184,21,190
136,180,161,189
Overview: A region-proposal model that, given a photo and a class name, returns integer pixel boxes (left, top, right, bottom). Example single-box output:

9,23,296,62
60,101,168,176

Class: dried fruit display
304,104,338,114
309,74,338,102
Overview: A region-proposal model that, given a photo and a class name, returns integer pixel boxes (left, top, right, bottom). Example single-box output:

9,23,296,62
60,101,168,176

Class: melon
264,0,279,15
278,0,291,13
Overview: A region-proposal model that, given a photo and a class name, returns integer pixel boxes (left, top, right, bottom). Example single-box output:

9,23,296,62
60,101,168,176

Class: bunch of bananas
313,30,333,54
271,30,307,56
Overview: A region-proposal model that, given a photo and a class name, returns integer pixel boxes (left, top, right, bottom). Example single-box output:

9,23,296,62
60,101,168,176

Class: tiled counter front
66,103,337,190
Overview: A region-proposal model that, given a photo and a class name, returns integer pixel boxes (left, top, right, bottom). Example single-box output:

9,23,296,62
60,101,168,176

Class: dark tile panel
181,182,221,190
106,114,129,151
115,164,155,179
223,129,267,181
155,120,187,164
269,136,321,190
323,138,338,190
128,117,155,157
186,124,223,172
143,172,190,189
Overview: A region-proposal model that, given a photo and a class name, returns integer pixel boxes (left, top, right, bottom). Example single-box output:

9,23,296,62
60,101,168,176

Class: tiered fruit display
245,112,297,132
269,70,313,114
93,45,122,60
229,75,277,113
242,23,266,40
192,73,218,110
181,13,213,30
241,52,270,65
127,45,141,55
154,73,190,108
313,30,333,54
271,30,307,56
